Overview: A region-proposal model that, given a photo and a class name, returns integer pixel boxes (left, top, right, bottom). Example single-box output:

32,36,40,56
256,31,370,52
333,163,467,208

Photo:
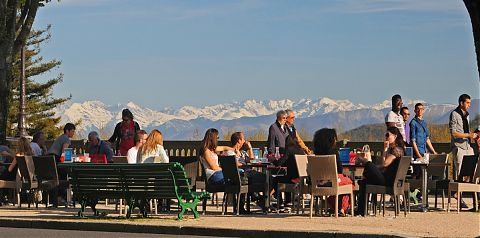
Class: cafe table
410,160,449,212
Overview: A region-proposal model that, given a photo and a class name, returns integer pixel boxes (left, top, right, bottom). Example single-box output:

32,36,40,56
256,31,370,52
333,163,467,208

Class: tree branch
13,0,39,56
16,0,31,32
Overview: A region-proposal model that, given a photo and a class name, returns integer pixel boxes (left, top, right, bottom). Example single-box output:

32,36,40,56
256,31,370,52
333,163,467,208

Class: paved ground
0,197,479,238
0,227,222,238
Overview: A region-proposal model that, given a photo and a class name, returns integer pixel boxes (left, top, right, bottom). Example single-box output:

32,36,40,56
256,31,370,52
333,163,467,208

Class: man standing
267,110,289,155
449,94,477,179
86,131,114,163
385,94,406,141
285,109,312,155
400,107,411,145
410,103,437,159
48,123,76,162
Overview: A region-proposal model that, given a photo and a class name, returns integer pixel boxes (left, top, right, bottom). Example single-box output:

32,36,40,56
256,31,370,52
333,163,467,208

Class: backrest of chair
307,155,338,189
426,154,448,179
295,154,308,178
112,156,128,164
393,156,411,192
90,154,107,164
32,155,59,182
459,155,479,182
218,155,240,185
16,156,36,185
472,158,480,184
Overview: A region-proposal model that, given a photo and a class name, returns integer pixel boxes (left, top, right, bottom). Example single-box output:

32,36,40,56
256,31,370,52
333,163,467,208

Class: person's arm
383,153,397,168
215,146,233,152
450,112,475,139
204,150,221,171
108,123,120,143
104,143,113,162
426,138,437,154
296,133,312,154
267,125,276,154
244,141,254,158
8,157,17,172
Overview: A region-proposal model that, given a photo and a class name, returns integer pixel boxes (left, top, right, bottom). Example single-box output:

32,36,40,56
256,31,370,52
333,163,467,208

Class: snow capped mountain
54,97,476,139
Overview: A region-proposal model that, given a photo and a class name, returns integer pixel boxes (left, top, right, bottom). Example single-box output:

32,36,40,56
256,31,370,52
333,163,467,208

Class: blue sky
33,0,479,109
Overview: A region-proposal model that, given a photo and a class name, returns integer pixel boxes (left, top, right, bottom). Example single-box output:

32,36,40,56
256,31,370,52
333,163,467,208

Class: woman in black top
357,126,405,216
313,128,353,216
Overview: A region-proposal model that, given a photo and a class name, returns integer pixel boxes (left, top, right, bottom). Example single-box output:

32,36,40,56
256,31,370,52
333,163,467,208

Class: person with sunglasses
400,107,411,145
108,109,140,156
356,127,406,216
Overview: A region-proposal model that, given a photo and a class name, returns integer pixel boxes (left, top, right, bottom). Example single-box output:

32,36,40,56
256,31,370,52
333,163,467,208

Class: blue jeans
208,170,224,185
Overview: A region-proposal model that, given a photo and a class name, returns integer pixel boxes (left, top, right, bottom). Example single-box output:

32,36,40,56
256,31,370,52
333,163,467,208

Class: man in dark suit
267,110,289,155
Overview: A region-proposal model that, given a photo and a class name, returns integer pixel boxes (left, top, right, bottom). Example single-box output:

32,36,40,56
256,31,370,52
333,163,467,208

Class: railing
62,140,460,157
6,138,472,157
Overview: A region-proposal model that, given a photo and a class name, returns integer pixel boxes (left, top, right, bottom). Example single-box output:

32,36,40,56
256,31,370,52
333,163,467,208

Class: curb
0,218,411,238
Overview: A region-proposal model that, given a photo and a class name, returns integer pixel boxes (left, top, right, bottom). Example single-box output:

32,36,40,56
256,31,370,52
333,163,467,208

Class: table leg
421,166,428,212
265,168,270,212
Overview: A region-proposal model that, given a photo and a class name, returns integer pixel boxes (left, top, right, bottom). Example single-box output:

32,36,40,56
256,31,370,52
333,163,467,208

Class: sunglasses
385,133,391,138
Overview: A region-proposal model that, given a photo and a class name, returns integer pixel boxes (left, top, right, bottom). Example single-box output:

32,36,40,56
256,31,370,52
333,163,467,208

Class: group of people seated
1,93,479,215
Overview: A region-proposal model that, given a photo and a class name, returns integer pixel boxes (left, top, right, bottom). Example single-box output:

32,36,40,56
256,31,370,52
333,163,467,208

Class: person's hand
245,141,252,149
471,132,478,139
383,140,389,151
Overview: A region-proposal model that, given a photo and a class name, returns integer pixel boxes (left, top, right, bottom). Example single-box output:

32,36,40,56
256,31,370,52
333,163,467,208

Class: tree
464,0,480,82
0,0,49,143
7,25,69,139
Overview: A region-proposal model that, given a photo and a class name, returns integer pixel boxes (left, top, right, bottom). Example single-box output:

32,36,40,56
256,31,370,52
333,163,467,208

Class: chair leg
202,197,207,215
434,188,438,209
382,194,386,217
457,192,461,214
335,195,339,218
447,187,451,212
441,190,445,210
276,189,280,214
236,193,241,216
309,194,313,219
364,192,368,217
403,193,407,217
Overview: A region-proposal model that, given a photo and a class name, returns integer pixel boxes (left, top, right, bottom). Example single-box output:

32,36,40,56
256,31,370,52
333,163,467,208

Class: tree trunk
464,0,480,82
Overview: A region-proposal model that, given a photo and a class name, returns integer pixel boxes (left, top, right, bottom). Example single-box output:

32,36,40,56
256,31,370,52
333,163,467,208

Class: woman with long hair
137,129,169,163
313,128,353,216
108,109,141,156
199,128,232,185
357,126,406,216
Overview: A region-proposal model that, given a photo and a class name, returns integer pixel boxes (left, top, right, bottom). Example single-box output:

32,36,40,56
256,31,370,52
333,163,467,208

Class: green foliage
7,25,69,139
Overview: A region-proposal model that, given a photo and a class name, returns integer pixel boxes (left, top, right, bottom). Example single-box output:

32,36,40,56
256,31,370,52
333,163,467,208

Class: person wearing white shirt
137,129,169,163
385,94,406,141
127,130,147,164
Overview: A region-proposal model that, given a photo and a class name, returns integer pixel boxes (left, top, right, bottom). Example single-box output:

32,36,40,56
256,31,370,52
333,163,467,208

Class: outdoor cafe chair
198,160,225,215
447,154,480,213
306,155,354,218
32,155,65,208
219,155,264,215
276,154,310,214
16,155,39,208
364,156,411,218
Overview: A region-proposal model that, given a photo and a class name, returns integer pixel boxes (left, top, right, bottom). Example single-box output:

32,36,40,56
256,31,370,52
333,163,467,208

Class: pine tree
7,25,70,139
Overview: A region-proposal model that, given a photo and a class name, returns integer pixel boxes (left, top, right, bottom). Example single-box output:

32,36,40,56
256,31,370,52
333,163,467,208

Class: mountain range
54,98,480,140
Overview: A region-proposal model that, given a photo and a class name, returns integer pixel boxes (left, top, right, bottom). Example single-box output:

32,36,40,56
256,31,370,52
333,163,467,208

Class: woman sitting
137,129,169,163
356,126,405,216
199,128,232,185
313,128,353,216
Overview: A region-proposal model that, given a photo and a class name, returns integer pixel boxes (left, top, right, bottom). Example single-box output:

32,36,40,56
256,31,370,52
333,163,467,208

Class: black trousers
357,162,386,216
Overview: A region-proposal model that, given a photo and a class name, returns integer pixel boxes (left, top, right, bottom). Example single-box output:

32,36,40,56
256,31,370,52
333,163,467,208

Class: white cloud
329,0,465,14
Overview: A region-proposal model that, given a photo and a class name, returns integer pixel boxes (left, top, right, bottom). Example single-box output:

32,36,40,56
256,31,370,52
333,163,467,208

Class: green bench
58,162,210,220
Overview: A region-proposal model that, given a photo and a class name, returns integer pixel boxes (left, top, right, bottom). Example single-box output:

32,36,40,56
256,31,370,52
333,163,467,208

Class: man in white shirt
385,94,406,141
127,130,147,164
